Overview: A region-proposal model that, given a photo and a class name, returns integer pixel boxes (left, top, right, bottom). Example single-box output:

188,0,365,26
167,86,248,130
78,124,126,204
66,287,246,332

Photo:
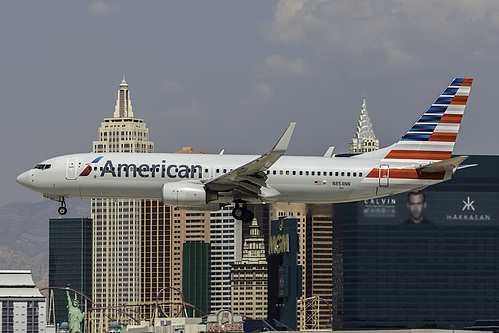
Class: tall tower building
231,218,268,319
305,204,334,329
183,242,211,317
91,78,158,329
349,96,379,154
269,203,307,329
210,205,242,312
49,217,92,327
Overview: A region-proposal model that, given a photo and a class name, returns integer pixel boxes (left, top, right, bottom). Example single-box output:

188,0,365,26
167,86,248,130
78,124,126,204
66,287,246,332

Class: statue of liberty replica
66,287,85,333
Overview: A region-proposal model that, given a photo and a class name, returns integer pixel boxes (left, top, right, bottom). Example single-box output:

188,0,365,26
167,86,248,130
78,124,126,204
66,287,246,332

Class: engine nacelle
162,181,209,207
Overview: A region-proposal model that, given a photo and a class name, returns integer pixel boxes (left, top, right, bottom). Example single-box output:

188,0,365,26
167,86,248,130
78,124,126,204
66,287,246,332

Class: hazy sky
3,1,499,206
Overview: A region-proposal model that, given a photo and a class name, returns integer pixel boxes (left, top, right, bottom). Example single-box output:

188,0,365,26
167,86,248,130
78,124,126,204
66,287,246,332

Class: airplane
17,78,473,222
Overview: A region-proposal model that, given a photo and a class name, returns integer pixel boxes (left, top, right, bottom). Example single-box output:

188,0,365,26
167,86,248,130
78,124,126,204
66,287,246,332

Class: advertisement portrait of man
402,191,433,225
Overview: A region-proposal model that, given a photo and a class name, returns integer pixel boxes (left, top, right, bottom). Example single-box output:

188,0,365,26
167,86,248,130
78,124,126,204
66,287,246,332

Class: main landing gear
58,198,67,215
232,202,254,223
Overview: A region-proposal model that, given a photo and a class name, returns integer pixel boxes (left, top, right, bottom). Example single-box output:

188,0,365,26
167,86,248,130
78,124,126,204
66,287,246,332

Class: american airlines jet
17,78,473,222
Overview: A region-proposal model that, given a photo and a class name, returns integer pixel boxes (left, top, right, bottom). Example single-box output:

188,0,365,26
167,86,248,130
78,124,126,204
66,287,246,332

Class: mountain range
0,199,91,289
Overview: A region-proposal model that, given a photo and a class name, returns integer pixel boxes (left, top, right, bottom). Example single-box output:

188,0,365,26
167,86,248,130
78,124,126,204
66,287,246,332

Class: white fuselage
17,152,449,206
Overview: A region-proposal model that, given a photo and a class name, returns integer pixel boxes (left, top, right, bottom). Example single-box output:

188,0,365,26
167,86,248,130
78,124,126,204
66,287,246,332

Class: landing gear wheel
231,204,254,223
58,198,67,215
58,206,67,215
241,210,254,223
232,207,245,220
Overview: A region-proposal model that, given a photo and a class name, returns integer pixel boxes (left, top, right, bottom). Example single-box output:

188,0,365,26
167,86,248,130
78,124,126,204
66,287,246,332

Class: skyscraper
305,205,333,329
210,205,242,312
49,217,92,327
349,96,379,154
91,77,155,329
269,203,307,329
331,155,499,329
182,242,211,317
231,218,268,319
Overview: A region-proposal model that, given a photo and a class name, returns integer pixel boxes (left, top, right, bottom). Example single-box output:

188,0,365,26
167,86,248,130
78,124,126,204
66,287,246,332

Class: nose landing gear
58,198,67,215
43,194,68,215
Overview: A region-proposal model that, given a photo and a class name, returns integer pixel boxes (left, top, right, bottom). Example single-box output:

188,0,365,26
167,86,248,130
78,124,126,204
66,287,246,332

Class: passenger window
216,169,220,174
267,170,270,175
286,170,289,175
341,172,345,176
305,171,309,176
353,172,357,177
359,172,363,177
292,171,296,175
317,171,321,176
335,172,339,176
347,172,350,177
273,170,277,175
329,172,333,176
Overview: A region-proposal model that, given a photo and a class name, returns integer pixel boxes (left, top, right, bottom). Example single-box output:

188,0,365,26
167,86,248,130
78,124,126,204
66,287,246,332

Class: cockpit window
34,164,51,170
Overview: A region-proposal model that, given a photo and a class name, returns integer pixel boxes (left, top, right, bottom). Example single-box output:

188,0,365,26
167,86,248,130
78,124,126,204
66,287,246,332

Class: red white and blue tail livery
385,77,472,161
17,78,473,221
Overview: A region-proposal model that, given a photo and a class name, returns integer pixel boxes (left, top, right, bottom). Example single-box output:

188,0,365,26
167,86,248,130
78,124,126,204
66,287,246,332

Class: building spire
349,95,379,154
114,76,133,118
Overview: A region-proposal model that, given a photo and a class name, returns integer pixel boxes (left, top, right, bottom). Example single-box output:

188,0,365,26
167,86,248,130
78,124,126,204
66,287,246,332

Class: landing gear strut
58,198,67,215
232,202,254,223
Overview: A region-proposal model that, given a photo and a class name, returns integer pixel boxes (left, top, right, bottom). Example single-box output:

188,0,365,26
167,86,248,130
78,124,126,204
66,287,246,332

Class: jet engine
162,181,217,207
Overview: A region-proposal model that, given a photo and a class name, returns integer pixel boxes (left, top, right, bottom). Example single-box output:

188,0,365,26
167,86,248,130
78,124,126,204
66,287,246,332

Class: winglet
272,122,296,153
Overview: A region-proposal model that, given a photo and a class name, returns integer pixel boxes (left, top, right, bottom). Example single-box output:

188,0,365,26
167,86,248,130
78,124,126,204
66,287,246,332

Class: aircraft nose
16,171,30,187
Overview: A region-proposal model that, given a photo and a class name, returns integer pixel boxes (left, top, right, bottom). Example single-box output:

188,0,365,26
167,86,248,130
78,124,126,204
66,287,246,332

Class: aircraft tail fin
383,78,472,162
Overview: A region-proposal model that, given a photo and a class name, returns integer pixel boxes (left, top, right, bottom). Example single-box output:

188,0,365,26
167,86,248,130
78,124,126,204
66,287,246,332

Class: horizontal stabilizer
417,155,468,173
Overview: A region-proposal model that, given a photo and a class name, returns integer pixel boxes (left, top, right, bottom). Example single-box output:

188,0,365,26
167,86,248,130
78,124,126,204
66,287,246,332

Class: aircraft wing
203,122,296,198
417,155,469,173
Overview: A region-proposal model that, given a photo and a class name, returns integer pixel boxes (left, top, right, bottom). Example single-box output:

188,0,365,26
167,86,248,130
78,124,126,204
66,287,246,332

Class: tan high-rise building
230,218,268,318
305,204,334,329
91,78,166,330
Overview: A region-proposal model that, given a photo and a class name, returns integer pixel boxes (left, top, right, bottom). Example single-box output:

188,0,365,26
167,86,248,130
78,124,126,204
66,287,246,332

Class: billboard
358,191,499,226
